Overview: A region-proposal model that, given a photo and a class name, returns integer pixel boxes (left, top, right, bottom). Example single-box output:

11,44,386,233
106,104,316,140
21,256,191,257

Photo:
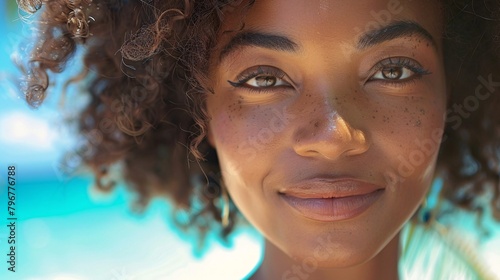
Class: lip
279,178,385,222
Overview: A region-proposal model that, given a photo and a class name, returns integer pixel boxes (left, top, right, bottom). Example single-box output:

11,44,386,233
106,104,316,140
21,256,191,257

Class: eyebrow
219,32,299,61
357,21,436,49
219,21,436,61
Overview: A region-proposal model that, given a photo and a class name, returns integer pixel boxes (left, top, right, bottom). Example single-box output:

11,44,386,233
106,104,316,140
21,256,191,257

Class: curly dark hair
15,0,500,242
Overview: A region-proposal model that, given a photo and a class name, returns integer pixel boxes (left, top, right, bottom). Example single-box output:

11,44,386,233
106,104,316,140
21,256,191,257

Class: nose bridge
293,93,369,160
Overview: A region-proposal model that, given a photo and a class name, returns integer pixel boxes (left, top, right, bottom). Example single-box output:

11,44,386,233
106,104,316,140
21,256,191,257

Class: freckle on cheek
415,119,421,127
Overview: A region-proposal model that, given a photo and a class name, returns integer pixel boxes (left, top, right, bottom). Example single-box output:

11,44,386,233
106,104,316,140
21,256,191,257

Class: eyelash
366,57,431,87
227,57,431,93
227,66,290,93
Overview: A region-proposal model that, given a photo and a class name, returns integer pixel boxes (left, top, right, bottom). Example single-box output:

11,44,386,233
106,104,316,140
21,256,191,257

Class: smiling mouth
278,178,385,222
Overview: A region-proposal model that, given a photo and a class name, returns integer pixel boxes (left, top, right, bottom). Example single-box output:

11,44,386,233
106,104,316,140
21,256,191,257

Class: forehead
219,0,444,50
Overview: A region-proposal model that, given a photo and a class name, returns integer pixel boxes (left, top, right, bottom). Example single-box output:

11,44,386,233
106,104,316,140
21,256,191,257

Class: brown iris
255,76,277,87
382,67,403,79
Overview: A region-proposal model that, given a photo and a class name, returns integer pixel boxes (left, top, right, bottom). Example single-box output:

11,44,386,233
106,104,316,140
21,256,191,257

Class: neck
249,233,400,280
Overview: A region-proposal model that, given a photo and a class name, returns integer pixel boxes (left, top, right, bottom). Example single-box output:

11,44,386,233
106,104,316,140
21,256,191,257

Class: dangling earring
220,184,230,228
205,173,230,228
419,197,432,225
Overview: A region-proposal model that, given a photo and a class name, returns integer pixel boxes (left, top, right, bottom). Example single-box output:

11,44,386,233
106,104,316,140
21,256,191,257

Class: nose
293,110,370,160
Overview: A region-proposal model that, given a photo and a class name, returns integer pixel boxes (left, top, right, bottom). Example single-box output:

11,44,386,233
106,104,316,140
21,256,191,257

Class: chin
273,222,399,269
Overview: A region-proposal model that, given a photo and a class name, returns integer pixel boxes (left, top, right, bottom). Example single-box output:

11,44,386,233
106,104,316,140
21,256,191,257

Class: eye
367,57,431,84
228,65,293,92
371,66,413,80
245,75,289,88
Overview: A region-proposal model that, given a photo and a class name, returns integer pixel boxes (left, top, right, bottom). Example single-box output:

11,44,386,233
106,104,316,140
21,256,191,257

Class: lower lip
280,189,384,222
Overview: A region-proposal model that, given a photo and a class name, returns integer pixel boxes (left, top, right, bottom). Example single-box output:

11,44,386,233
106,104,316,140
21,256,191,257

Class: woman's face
206,0,446,267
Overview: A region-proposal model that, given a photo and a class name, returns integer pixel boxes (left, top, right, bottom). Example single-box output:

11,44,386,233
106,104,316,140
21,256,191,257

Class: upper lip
278,176,384,199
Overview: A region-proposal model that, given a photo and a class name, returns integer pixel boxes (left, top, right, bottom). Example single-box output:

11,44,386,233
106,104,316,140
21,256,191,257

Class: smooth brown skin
206,0,446,279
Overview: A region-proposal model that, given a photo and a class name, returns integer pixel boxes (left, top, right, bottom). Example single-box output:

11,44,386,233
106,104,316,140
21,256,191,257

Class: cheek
211,96,291,154
208,100,288,181
207,101,288,232
375,97,446,195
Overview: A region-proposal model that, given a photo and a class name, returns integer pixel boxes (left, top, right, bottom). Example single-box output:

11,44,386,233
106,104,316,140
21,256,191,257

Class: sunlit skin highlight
206,0,446,279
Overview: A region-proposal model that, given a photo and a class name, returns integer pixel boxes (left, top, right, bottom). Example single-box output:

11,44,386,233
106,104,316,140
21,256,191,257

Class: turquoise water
0,179,261,279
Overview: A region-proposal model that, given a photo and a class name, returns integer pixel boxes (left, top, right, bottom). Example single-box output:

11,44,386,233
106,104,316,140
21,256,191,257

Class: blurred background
0,1,500,280
0,1,262,279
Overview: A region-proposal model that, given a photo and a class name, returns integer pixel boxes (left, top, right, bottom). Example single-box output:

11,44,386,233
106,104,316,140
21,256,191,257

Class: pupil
382,67,402,79
256,76,276,87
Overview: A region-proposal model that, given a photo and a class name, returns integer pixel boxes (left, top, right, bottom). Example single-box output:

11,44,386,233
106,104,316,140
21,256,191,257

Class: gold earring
205,173,230,228
221,185,230,228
